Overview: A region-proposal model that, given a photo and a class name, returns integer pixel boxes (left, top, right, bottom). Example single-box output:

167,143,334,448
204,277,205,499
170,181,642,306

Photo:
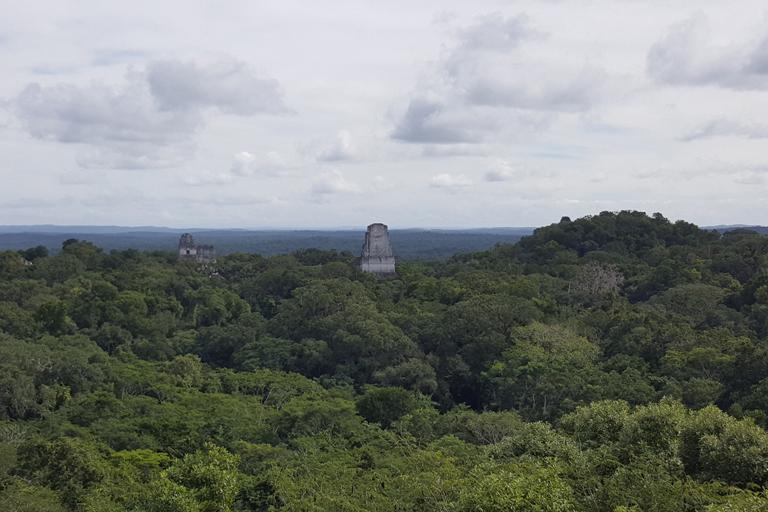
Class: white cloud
681,118,768,141
420,143,487,158
734,171,765,185
391,12,610,145
12,59,288,170
146,59,289,115
484,160,522,182
180,150,295,187
316,130,355,161
454,12,538,52
15,77,198,144
14,77,200,169
91,49,149,67
182,171,234,186
230,150,290,177
76,146,194,170
430,173,473,189
371,175,393,192
648,15,768,89
392,98,489,144
464,65,608,112
311,169,359,195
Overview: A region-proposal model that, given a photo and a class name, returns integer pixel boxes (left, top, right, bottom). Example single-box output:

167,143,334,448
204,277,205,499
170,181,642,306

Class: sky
1,0,767,229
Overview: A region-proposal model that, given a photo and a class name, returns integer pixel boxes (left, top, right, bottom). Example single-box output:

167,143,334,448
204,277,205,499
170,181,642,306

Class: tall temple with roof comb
360,223,396,276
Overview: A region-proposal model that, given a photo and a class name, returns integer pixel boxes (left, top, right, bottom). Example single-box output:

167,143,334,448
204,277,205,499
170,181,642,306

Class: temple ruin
360,223,396,275
178,233,216,263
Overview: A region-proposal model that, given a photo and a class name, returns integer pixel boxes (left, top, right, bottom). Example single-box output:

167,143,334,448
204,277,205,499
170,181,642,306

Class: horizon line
0,224,539,231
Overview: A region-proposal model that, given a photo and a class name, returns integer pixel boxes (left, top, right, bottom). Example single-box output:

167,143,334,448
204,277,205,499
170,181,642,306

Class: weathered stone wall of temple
360,223,396,275
178,234,216,264
178,233,197,260
196,245,216,263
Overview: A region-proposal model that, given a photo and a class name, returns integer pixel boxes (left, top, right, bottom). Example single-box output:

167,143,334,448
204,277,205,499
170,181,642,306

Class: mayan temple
177,233,216,264
360,223,396,275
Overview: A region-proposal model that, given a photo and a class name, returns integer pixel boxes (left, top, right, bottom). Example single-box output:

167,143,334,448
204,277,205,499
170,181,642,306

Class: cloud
690,162,768,186
446,13,603,112
30,65,82,76
681,118,768,141
91,49,149,67
392,99,487,144
392,12,608,145
0,197,64,210
14,77,200,169
311,169,359,195
12,59,289,170
230,150,290,176
648,15,768,89
648,160,768,182
454,12,538,52
750,37,768,74
76,150,192,170
316,130,355,161
430,173,472,189
432,10,458,26
15,78,197,145
371,175,393,192
146,59,289,115
464,66,607,111
193,193,279,207
182,171,234,186
181,150,293,186
420,143,487,158
484,160,522,182
734,171,765,185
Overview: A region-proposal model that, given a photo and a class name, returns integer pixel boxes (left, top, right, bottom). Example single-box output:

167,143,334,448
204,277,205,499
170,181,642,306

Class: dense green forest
2,211,768,511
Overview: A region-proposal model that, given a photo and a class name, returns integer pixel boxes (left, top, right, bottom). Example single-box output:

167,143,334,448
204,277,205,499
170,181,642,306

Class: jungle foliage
2,211,768,510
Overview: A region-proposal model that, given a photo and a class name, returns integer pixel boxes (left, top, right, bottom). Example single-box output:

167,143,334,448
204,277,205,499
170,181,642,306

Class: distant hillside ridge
707,225,768,235
3,218,764,260
0,228,533,260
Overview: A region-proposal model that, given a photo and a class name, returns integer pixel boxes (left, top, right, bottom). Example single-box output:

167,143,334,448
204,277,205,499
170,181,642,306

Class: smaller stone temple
360,223,396,276
178,233,216,263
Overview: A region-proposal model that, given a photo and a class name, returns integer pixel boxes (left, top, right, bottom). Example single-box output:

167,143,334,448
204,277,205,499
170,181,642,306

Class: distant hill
0,227,534,260
4,223,765,260
706,225,768,235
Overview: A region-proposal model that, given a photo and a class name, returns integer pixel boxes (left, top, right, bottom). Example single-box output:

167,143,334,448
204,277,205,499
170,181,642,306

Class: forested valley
3,210,768,511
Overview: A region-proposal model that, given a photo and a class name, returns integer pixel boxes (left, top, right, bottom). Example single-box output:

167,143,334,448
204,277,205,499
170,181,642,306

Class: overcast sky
1,1,767,228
